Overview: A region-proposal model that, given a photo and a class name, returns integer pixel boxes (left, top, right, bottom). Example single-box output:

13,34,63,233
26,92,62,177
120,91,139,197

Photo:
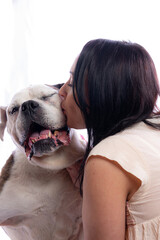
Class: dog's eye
10,106,19,115
41,93,56,100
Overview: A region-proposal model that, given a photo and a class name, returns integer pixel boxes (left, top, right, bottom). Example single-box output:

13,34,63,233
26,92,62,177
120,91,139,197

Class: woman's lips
61,104,66,115
62,109,66,115
61,107,67,122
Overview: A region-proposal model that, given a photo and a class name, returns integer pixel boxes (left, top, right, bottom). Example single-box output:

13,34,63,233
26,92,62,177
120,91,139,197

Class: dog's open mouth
23,122,70,159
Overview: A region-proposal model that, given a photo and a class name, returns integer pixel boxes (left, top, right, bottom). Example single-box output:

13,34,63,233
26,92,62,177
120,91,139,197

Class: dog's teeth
48,131,52,138
32,139,35,143
54,131,59,137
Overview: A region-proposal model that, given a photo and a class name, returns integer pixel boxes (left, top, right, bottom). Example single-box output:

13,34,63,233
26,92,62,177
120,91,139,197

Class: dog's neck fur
0,131,85,240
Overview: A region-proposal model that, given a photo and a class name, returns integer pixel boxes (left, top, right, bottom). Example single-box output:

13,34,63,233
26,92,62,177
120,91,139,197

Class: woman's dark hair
72,39,160,195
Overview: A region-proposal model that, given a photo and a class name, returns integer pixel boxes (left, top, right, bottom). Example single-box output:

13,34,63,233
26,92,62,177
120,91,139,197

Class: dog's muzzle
22,100,39,114
20,100,70,159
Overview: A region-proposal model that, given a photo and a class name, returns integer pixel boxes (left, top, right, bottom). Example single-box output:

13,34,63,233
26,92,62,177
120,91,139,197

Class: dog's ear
45,83,64,90
0,106,7,141
53,83,64,89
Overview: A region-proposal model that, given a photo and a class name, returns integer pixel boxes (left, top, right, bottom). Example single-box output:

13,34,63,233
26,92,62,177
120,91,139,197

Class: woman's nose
59,93,64,101
58,83,66,101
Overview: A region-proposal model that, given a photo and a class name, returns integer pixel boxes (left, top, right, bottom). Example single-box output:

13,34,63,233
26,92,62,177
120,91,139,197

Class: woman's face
59,57,86,129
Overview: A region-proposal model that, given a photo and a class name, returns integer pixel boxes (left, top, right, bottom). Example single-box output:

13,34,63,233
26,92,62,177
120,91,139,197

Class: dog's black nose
22,100,39,112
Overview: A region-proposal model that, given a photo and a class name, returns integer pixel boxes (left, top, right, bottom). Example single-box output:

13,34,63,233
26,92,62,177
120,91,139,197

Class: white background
0,0,160,239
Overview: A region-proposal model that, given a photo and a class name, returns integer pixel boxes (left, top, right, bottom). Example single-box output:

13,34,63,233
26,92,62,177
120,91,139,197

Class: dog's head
0,84,71,159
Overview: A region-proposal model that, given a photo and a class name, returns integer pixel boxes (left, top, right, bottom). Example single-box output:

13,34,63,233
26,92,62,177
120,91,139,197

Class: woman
59,39,160,240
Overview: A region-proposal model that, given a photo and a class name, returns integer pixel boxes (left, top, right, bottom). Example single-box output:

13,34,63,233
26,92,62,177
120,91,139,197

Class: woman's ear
0,106,7,141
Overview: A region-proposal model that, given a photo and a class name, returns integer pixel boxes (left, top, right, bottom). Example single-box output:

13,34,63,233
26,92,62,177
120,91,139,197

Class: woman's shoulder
88,121,160,189
90,121,160,154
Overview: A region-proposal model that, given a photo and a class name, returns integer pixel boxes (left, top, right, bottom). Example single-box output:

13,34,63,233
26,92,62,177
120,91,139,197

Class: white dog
0,84,86,240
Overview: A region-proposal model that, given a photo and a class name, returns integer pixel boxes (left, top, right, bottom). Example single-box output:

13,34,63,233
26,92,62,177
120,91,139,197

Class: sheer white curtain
0,0,160,239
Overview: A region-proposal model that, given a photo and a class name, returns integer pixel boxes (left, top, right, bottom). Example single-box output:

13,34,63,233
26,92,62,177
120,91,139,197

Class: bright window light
0,0,160,239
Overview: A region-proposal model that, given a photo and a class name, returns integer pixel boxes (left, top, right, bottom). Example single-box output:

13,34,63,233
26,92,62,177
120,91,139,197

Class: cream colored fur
0,85,85,240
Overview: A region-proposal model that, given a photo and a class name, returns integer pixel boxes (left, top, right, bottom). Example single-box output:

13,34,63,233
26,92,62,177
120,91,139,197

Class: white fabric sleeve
87,136,148,189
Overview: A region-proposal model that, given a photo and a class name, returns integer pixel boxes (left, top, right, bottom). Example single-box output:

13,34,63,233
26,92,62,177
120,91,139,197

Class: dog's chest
2,150,82,240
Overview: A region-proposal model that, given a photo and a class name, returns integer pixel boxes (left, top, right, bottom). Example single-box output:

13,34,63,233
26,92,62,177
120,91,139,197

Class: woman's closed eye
68,82,73,87
68,72,74,87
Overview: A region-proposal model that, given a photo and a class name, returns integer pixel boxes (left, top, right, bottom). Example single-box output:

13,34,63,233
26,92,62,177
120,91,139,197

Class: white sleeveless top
88,121,160,239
